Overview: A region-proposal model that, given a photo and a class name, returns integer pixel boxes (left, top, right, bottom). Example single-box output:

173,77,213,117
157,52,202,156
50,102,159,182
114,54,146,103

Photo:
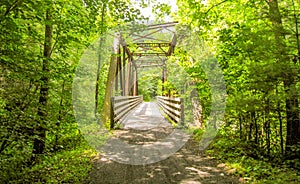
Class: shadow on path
85,135,241,184
85,102,241,183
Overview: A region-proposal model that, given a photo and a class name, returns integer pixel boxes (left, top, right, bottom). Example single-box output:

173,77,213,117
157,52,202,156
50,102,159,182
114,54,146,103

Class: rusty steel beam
162,65,167,95
124,57,131,96
134,60,164,63
133,53,169,57
123,46,132,57
171,34,177,46
115,46,121,92
138,64,164,68
132,34,170,42
112,22,178,98
134,60,164,64
131,28,164,41
147,21,178,30
135,43,171,48
135,61,162,64
167,35,177,55
135,68,138,95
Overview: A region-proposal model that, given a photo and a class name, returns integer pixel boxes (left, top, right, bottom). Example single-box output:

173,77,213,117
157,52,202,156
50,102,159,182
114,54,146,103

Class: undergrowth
1,141,97,183
192,130,300,183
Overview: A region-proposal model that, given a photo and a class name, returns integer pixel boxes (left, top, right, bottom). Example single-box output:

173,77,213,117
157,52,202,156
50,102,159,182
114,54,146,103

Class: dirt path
85,127,241,184
85,103,241,183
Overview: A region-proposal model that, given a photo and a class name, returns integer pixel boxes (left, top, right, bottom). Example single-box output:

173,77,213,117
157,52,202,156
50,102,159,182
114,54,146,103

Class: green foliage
207,135,300,183
138,68,161,101
176,0,300,164
152,3,171,22
191,128,205,141
1,0,300,181
2,142,96,183
0,0,145,181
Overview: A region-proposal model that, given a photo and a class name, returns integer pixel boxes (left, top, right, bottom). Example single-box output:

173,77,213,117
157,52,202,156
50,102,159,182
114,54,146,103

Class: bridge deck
120,102,172,130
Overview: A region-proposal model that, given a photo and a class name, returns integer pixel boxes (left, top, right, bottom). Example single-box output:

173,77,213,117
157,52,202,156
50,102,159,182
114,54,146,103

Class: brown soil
85,128,242,184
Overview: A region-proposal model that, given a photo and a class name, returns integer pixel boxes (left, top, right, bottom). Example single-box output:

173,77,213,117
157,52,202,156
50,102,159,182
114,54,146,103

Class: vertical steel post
162,63,167,96
116,47,122,95
121,46,126,96
130,63,135,96
115,55,119,93
135,66,138,96
110,97,115,129
125,57,131,96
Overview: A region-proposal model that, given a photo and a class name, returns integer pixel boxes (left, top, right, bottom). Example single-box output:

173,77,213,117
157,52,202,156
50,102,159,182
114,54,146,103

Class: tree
267,0,300,156
175,0,300,160
33,1,53,156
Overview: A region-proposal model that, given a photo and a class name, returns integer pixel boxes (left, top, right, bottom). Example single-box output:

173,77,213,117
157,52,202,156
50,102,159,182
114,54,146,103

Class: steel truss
114,22,178,96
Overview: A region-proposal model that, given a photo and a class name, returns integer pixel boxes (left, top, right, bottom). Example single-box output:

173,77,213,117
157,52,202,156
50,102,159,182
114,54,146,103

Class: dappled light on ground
85,139,241,184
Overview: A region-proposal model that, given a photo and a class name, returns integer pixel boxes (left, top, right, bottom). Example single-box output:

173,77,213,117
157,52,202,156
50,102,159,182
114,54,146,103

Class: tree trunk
267,0,300,156
95,3,106,117
253,111,258,145
33,7,53,155
266,99,271,157
239,113,243,140
277,100,284,155
55,80,65,152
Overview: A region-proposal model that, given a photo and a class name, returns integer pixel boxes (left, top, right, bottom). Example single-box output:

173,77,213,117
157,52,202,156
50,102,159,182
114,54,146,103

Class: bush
1,140,96,183
206,135,300,183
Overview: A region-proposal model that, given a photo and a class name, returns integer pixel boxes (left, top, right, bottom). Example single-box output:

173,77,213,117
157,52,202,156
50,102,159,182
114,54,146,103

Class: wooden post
180,98,184,126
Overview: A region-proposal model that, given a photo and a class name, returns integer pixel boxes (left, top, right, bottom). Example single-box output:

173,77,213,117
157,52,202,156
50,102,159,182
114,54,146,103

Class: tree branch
3,0,21,17
204,0,230,17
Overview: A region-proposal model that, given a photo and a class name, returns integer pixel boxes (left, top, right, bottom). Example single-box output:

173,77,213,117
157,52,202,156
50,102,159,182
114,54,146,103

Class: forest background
0,0,299,183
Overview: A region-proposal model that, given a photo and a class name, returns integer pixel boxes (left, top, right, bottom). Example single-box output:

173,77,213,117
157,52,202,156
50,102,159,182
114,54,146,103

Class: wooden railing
156,96,184,125
110,96,143,128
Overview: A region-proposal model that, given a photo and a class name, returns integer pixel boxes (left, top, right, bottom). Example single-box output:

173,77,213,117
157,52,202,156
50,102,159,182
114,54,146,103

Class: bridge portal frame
106,22,178,128
114,22,178,97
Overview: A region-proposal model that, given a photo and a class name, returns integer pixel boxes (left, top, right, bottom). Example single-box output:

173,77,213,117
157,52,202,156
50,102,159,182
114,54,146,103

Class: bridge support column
121,46,126,96
162,64,167,96
125,57,131,96
135,67,138,95
115,47,121,94
132,65,138,96
102,33,120,125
